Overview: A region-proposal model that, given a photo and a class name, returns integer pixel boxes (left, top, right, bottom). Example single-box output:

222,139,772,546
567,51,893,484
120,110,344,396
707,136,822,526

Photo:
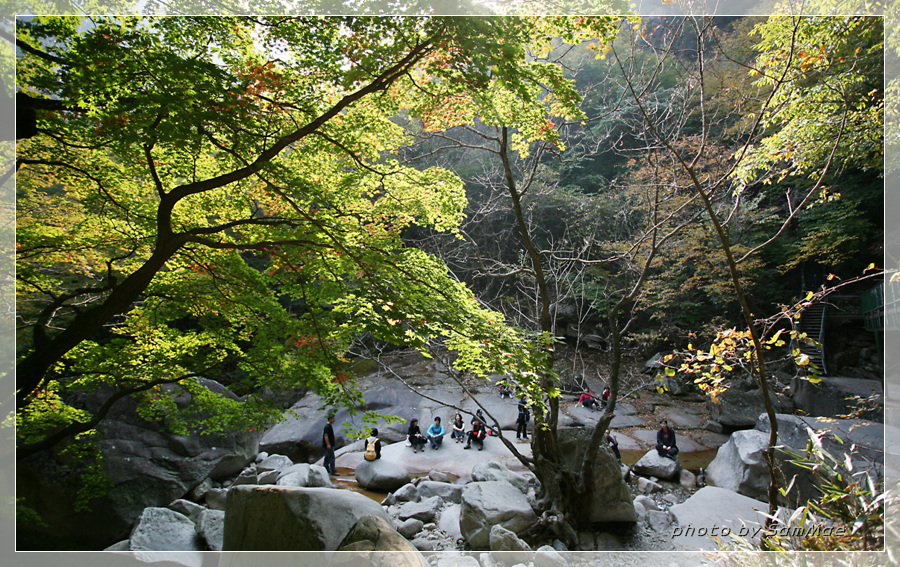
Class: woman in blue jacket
426,416,445,450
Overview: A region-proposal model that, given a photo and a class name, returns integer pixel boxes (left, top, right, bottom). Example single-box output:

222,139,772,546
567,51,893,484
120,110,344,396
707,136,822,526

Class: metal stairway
794,302,827,375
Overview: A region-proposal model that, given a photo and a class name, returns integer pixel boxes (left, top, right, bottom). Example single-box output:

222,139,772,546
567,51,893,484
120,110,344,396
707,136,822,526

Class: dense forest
14,14,884,551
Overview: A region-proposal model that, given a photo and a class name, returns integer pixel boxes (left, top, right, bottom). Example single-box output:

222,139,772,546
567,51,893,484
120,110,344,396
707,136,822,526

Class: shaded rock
205,488,227,511
555,427,637,523
489,524,531,566
534,545,569,567
17,379,259,549
231,468,258,486
195,509,224,551
417,480,463,504
633,450,681,480
705,420,724,434
257,470,280,485
256,454,293,474
756,413,884,506
633,495,658,511
471,461,528,494
646,510,671,533
637,477,663,494
168,499,205,523
669,486,768,550
392,483,420,503
791,376,883,423
460,481,537,550
129,507,203,552
188,478,213,502
338,514,421,553
222,485,389,551
355,459,411,492
708,388,793,429
706,429,770,501
396,495,443,523
428,471,451,483
395,518,424,539
276,463,332,488
595,532,622,551
680,469,697,489
411,537,437,551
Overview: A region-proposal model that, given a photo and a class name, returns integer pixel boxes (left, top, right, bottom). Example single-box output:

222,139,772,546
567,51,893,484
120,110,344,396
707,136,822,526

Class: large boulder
16,379,260,550
459,481,537,550
129,507,204,552
791,376,883,423
755,413,884,507
633,450,681,481
276,463,333,488
395,495,443,523
669,486,769,550
355,459,412,492
705,430,770,500
707,387,793,429
555,427,637,523
195,509,225,552
222,485,390,551
337,515,425,560
471,461,529,493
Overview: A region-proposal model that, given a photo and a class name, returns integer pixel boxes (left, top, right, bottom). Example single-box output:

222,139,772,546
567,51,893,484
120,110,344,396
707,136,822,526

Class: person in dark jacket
656,419,679,459
323,412,338,475
464,418,487,450
605,429,621,462
408,419,426,453
516,395,530,440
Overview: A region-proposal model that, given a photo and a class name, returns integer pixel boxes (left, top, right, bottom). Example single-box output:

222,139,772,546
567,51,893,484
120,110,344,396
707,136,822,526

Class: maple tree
14,16,599,458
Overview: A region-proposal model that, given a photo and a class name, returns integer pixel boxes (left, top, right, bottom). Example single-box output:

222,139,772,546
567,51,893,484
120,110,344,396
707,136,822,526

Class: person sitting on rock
451,413,466,443
656,419,679,460
364,427,382,460
464,417,487,451
600,386,611,408
498,383,513,398
579,390,601,411
426,416,445,450
605,429,621,463
408,419,426,453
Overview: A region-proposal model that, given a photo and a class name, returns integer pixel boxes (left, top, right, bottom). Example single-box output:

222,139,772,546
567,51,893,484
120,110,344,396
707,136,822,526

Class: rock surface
129,507,204,552
459,481,538,550
669,486,769,550
705,429,770,500
471,460,529,493
355,458,412,492
633,450,681,480
222,485,390,551
196,509,225,551
17,379,259,549
791,376,883,422
707,387,793,429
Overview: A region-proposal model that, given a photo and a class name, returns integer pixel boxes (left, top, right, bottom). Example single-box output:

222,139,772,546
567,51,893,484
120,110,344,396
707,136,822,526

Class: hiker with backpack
364,428,381,461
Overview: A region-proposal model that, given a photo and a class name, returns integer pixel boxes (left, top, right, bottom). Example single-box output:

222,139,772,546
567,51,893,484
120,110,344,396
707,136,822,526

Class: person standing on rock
426,416,445,450
656,419,679,460
408,418,426,453
516,395,530,440
451,413,466,443
605,429,621,463
464,417,487,450
323,412,338,476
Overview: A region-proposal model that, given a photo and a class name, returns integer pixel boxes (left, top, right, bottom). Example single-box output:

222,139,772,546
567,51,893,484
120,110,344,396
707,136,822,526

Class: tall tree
14,16,572,456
